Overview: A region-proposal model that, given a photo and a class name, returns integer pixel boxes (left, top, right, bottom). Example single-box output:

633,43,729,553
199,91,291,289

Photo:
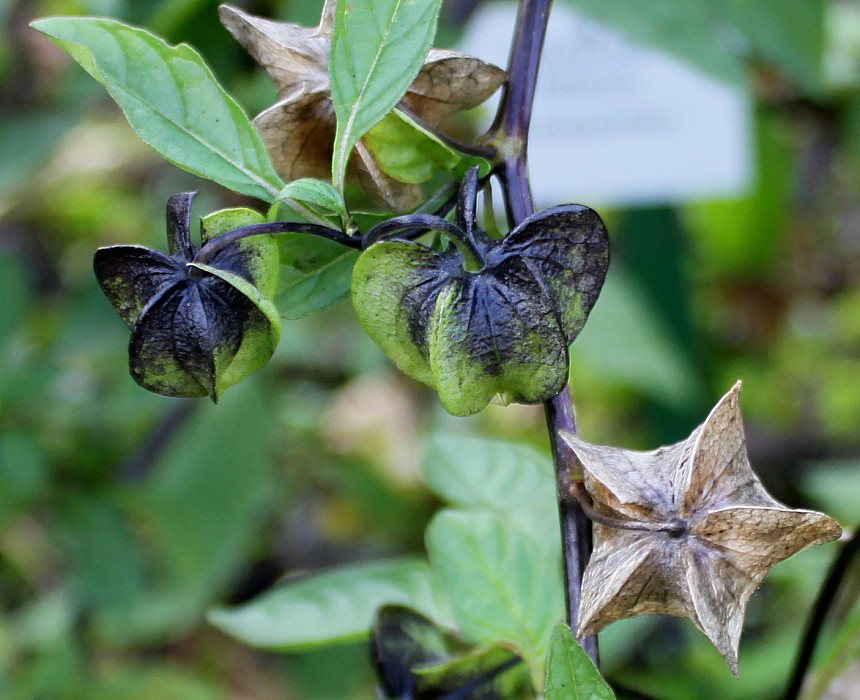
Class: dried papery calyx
562,382,843,674
94,193,281,402
219,2,504,210
351,167,610,416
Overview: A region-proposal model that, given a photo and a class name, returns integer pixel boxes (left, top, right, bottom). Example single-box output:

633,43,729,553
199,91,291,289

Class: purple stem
784,528,860,700
193,221,361,264
485,0,597,661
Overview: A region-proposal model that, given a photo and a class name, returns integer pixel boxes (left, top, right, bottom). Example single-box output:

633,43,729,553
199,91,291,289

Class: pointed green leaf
545,623,615,700
31,17,285,201
329,0,445,191
425,510,564,686
277,178,347,220
208,558,451,650
363,108,490,185
423,435,560,556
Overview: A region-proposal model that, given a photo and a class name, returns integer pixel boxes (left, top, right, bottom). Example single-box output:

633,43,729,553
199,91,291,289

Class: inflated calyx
94,192,280,402
351,168,609,416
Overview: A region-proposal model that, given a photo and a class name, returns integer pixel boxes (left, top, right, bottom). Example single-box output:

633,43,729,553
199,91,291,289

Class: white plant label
460,3,753,206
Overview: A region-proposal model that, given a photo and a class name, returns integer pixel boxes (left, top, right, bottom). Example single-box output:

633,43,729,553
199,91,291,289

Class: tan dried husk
562,382,842,674
219,2,506,211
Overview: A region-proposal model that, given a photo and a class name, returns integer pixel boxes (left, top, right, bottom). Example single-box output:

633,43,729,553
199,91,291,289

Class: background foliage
1,0,858,697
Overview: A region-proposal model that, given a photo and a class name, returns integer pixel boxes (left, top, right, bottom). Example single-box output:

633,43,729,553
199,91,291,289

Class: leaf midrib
58,22,283,200
332,1,403,182
332,0,438,185
110,75,280,199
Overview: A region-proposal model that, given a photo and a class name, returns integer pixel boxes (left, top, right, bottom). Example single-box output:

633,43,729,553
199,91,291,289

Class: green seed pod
351,170,609,416
94,192,280,402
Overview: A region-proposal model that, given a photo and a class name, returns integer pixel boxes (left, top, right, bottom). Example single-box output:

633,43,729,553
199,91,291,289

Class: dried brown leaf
219,3,505,211
562,382,842,674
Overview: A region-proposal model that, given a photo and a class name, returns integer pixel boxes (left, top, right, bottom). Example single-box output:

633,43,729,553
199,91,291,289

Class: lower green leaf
422,434,560,558
277,178,347,222
425,509,564,687
31,17,284,201
545,623,615,699
363,108,483,185
208,558,451,651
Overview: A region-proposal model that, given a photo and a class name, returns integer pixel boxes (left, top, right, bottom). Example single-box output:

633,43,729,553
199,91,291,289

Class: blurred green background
0,0,858,698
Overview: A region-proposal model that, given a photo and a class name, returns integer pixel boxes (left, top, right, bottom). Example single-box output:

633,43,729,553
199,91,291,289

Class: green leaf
277,178,347,220
31,17,285,201
277,235,359,319
208,558,451,650
364,110,456,183
329,0,445,191
425,510,564,686
544,623,615,700
422,435,559,556
362,109,490,185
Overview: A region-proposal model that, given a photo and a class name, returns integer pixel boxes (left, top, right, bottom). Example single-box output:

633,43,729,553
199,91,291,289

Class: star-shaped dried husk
219,2,505,211
561,382,842,674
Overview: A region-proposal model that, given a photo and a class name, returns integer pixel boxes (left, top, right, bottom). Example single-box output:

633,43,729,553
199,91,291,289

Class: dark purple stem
484,0,597,662
484,0,549,226
546,390,597,662
194,221,361,264
784,528,860,700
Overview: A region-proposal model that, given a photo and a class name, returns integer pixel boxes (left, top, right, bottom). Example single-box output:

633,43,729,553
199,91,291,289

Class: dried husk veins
94,194,280,401
219,3,505,210
562,382,842,674
351,203,609,416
